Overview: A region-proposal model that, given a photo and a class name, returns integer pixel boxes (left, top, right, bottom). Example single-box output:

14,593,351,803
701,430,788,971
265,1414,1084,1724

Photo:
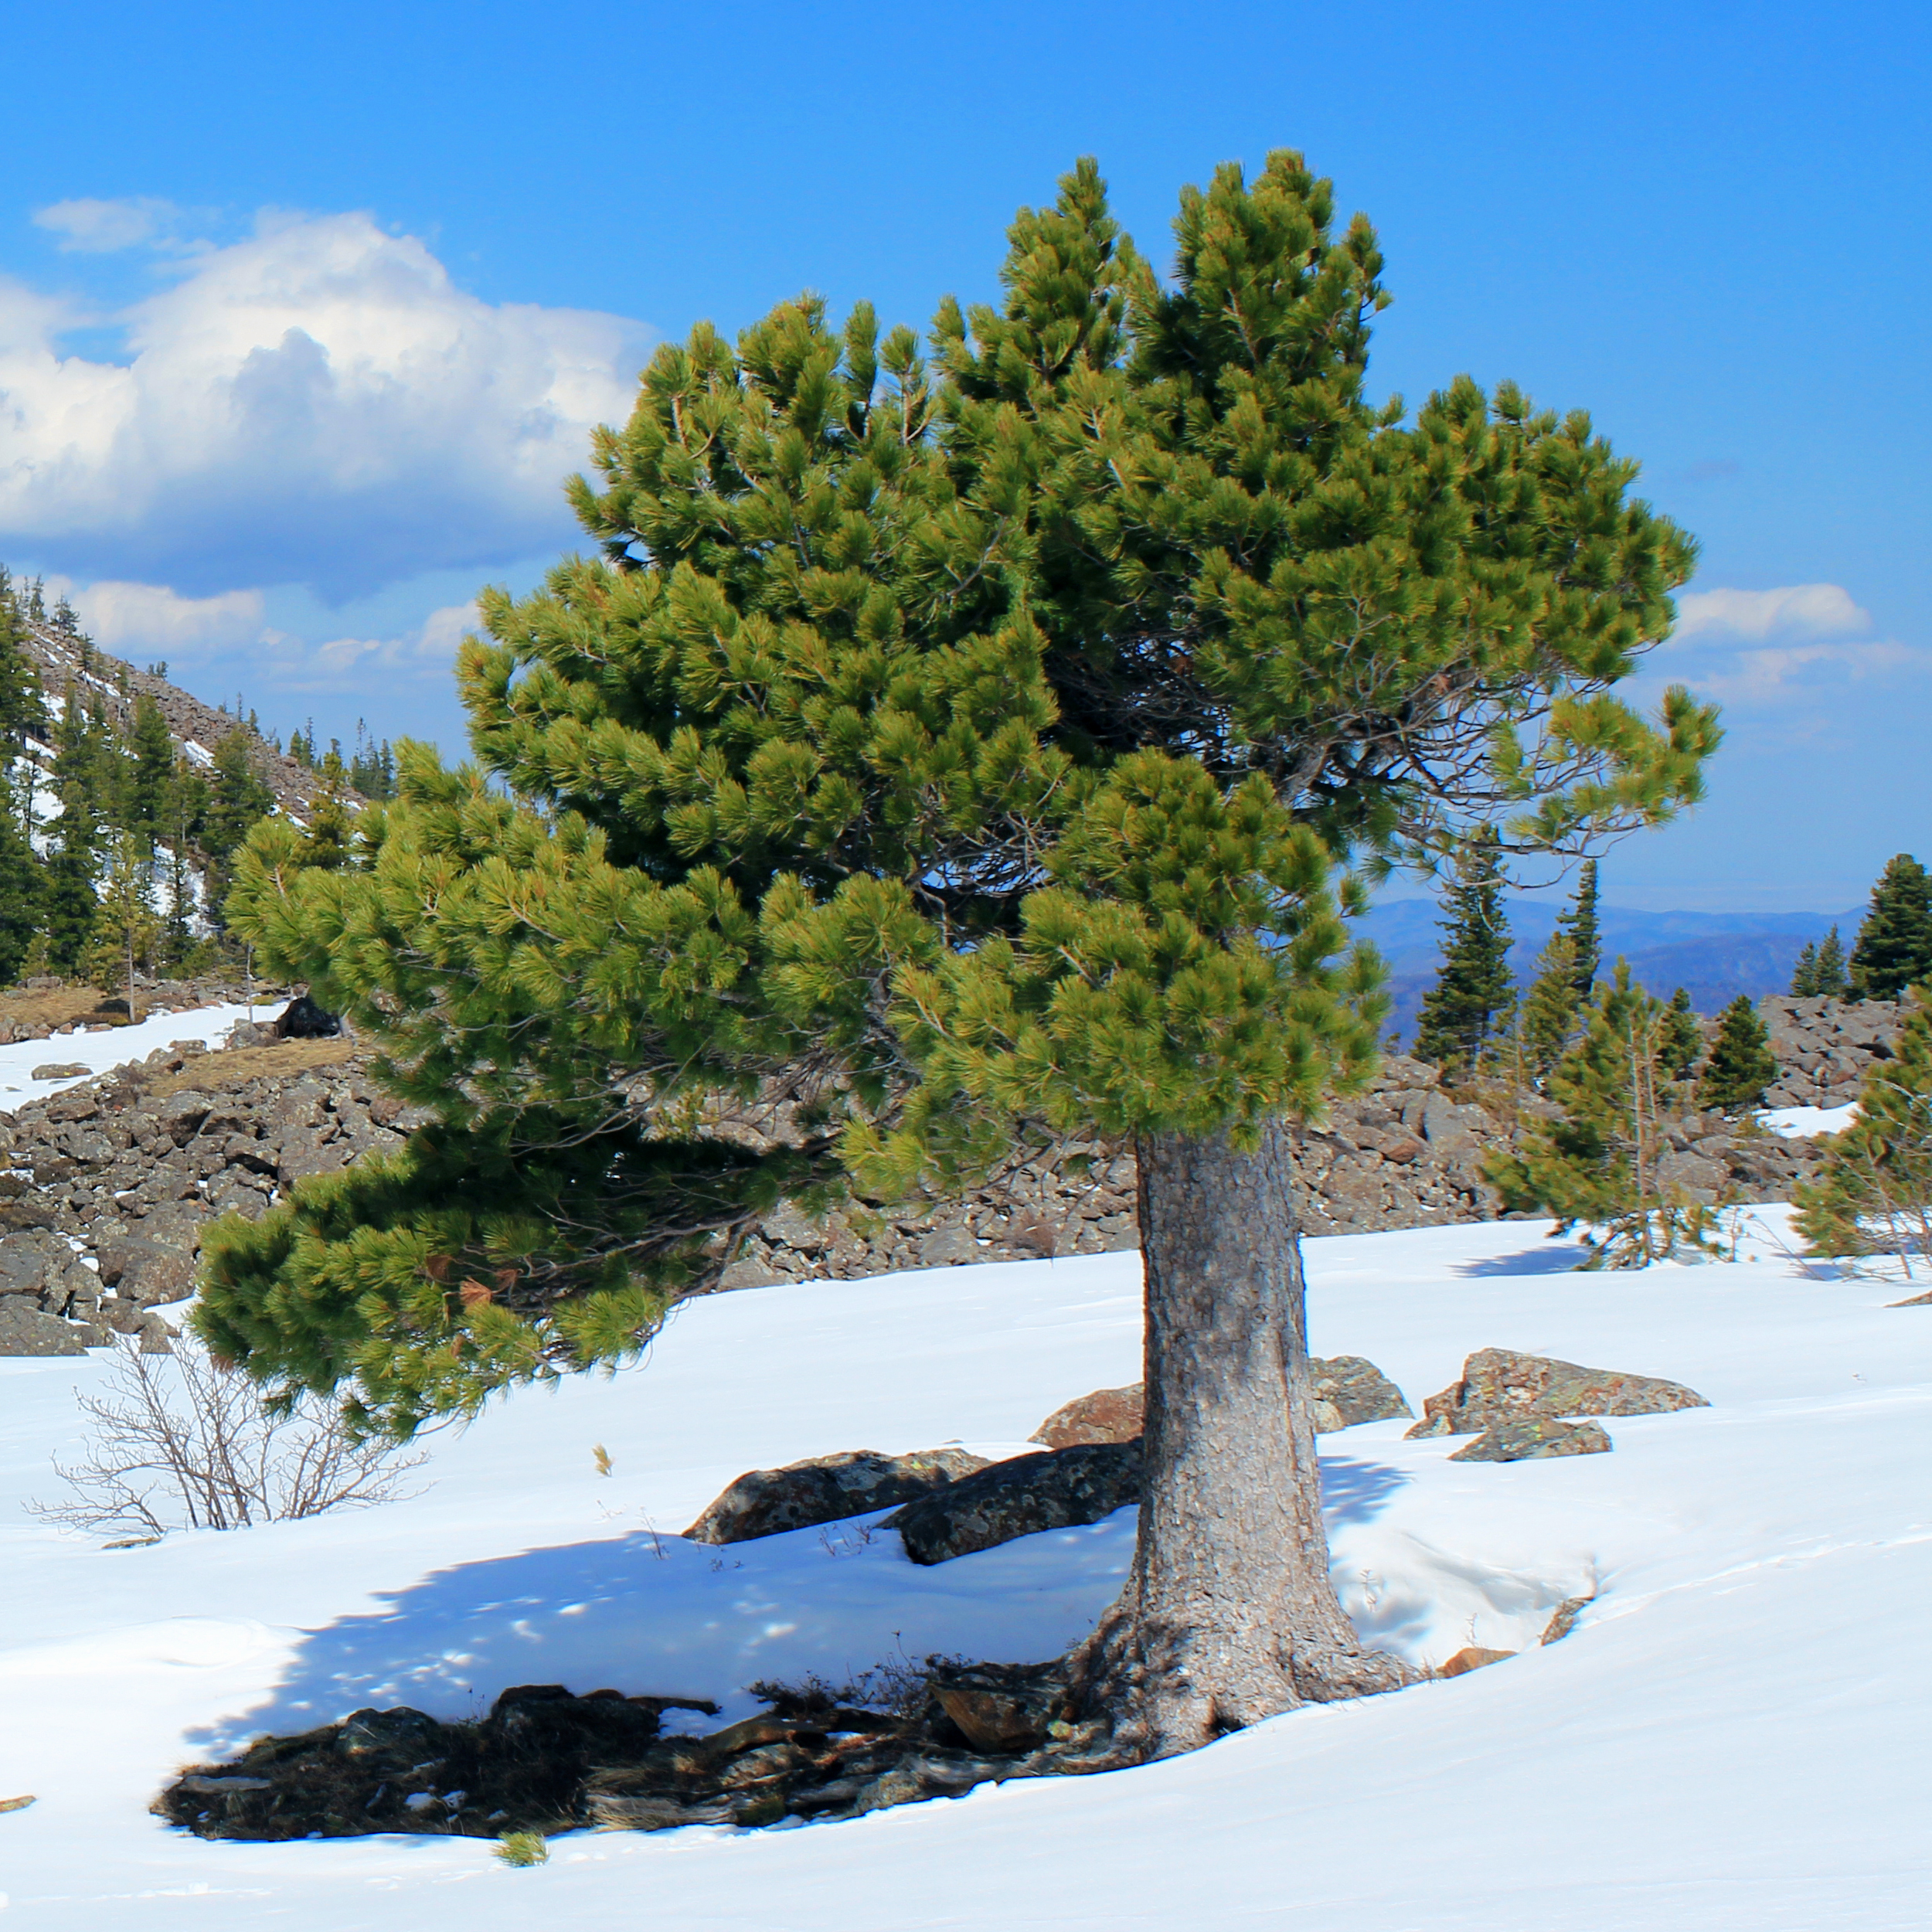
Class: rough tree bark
1070,1117,1415,1760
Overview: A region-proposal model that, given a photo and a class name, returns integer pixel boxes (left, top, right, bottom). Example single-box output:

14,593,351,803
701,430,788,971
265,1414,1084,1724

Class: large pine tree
1412,829,1513,1070
1849,855,1932,999
203,152,1716,1761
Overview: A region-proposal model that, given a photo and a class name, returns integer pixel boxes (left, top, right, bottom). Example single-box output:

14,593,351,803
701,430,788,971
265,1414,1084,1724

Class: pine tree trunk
1070,1118,1415,1761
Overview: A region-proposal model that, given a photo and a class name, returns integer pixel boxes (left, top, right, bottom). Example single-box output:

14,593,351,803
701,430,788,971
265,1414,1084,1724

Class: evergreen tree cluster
1790,926,1849,998
0,567,288,988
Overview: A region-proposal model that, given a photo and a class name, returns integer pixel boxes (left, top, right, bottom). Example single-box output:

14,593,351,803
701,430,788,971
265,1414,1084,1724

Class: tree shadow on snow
185,1509,1139,1755
1453,1238,1594,1277
1317,1452,1411,1527
188,1454,1415,1754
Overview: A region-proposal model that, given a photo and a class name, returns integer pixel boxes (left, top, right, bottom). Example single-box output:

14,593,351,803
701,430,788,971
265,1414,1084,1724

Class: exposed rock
1030,1383,1144,1447
1438,1646,1516,1677
29,1063,90,1081
1407,1348,1709,1438
682,1447,991,1545
1308,1355,1413,1430
95,1235,196,1307
0,1299,90,1355
1028,1355,1408,1449
155,1668,1097,1844
1539,1594,1595,1645
886,1440,1142,1565
925,1660,1066,1754
1447,1418,1614,1462
274,994,342,1040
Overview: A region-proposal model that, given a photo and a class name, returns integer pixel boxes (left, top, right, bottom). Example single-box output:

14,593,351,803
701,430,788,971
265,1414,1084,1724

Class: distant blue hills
1352,898,1862,1043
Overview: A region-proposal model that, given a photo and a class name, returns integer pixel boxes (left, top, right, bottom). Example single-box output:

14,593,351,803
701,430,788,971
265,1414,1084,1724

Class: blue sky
0,0,1925,911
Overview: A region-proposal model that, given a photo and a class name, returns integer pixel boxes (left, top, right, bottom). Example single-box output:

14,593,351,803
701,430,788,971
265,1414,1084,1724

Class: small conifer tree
1794,990,1932,1278
1849,855,1932,1000
1696,994,1777,1112
1660,986,1702,1082
0,767,45,985
1813,925,1849,998
1412,830,1514,1070
1488,961,1720,1265
1557,859,1601,1000
1517,930,1582,1082
83,832,163,1007
1790,942,1820,998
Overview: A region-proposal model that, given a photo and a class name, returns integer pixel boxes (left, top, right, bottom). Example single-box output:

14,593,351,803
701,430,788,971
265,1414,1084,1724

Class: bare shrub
29,1336,428,1539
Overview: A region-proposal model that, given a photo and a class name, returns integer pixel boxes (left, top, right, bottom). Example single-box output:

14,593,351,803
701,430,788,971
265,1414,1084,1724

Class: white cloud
0,210,647,597
52,577,266,651
314,601,478,675
1674,583,1869,643
32,196,182,253
1686,638,1932,706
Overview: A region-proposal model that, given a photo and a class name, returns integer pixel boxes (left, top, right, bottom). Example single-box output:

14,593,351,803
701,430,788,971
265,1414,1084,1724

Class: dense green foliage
1794,990,1932,1274
1849,855,1932,1000
1696,994,1776,1112
202,151,1716,1432
1515,928,1581,1082
1660,985,1703,1081
1411,829,1513,1070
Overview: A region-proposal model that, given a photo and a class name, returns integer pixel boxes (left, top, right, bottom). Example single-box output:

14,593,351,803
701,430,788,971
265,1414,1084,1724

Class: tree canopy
202,152,1716,1437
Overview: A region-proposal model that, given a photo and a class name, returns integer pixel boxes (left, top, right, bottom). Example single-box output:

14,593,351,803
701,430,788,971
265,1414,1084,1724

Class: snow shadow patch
1454,1240,1595,1277
1317,1454,1411,1527
187,1510,1138,1753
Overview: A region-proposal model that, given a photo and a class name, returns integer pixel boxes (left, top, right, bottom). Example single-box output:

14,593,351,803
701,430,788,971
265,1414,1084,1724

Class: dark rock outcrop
1447,1417,1614,1462
885,1440,1142,1565
682,1447,990,1545
1406,1349,1708,1438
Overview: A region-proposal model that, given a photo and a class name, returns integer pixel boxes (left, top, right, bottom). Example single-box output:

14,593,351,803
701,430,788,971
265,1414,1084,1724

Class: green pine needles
202,151,1718,1432
1488,961,1722,1267
1849,856,1932,1000
1412,830,1513,1073
1696,995,1776,1113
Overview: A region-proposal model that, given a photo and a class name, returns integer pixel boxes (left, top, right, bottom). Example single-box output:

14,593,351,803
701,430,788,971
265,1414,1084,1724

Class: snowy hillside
2,1179,1927,1928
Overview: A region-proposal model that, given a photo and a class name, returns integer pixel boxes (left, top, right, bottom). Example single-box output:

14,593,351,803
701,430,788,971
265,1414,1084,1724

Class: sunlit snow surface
1760,1101,1860,1139
2,1189,1929,1928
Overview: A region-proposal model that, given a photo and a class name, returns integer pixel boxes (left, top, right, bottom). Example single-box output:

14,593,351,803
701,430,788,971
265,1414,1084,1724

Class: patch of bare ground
141,1039,361,1100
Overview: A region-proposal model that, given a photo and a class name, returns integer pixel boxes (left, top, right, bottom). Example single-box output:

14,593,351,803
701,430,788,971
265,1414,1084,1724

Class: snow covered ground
0,1003,262,1114
1761,1100,1859,1139
3,1201,1929,1928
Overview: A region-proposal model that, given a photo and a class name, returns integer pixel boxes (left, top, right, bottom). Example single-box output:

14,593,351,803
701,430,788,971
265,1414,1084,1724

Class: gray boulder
1407,1348,1708,1438
885,1440,1142,1565
0,1298,90,1355
683,1447,990,1545
94,1235,196,1308
1447,1418,1613,1462
1308,1355,1413,1430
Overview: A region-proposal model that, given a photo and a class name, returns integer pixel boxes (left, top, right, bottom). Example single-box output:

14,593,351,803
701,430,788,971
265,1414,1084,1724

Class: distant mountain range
1352,897,1862,1043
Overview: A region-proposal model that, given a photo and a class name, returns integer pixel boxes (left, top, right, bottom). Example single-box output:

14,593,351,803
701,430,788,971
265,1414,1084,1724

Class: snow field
1,1184,1928,1925
0,1003,263,1114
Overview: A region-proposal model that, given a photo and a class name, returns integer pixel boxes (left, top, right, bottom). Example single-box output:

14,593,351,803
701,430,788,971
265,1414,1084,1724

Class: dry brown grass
0,986,134,1032
144,1038,361,1100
